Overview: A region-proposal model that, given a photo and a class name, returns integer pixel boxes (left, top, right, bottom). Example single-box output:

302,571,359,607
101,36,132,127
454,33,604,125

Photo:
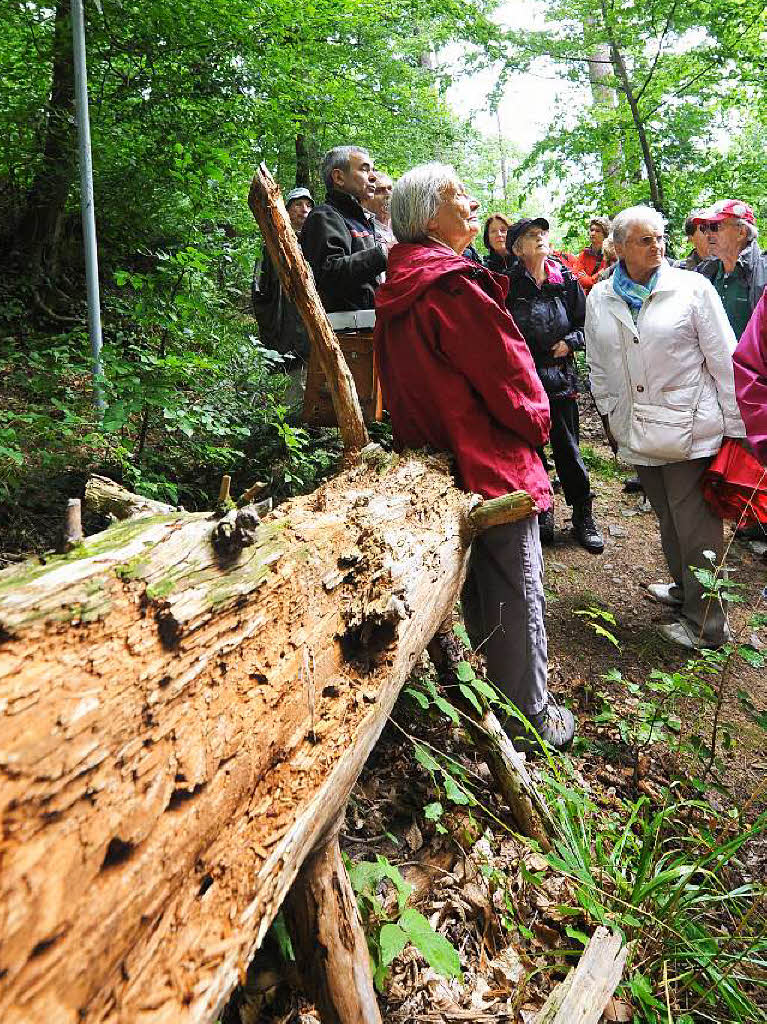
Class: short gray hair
612,205,666,245
390,163,461,243
321,146,369,192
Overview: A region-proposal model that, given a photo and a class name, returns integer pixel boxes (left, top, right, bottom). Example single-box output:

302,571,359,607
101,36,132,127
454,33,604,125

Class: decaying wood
84,473,176,520
533,926,628,1024
463,490,537,540
61,497,84,551
248,162,368,454
284,825,382,1024
0,452,488,1023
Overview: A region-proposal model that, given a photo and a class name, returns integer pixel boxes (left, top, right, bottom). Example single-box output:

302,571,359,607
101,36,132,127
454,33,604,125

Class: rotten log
533,926,628,1024
248,162,368,455
84,473,176,520
0,454,539,1023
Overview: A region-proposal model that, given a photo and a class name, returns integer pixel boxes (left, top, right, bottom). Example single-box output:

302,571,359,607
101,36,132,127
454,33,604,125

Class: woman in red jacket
374,163,575,751
572,216,611,294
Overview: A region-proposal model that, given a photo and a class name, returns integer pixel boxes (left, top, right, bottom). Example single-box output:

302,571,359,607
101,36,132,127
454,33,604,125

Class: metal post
71,0,105,411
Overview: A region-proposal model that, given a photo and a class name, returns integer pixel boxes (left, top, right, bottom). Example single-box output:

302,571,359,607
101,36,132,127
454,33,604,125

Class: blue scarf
612,260,659,312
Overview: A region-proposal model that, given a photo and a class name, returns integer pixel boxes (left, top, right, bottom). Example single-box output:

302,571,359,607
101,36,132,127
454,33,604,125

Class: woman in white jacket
585,205,745,650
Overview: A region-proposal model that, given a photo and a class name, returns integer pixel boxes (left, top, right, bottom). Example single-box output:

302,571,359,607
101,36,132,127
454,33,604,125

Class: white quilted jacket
585,262,745,466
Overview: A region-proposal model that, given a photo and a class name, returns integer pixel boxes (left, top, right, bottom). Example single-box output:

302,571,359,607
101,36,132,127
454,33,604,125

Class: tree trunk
600,2,666,212
295,133,311,188
0,459,534,1023
583,26,625,206
248,163,368,455
11,0,76,279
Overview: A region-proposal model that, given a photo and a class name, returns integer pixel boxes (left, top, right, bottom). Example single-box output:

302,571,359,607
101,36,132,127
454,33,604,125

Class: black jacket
505,258,586,400
484,250,513,274
300,189,387,312
251,252,309,363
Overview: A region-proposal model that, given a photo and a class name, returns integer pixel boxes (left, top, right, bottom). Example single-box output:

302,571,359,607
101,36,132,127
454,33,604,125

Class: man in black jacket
301,146,388,312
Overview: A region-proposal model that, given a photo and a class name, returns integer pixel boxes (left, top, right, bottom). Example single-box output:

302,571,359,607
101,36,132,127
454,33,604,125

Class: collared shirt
714,263,751,340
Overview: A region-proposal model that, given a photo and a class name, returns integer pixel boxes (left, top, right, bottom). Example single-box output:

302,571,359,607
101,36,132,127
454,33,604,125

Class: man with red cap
695,200,767,340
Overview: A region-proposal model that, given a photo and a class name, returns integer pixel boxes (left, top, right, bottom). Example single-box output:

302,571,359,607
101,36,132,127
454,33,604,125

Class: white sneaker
648,582,683,607
658,620,723,651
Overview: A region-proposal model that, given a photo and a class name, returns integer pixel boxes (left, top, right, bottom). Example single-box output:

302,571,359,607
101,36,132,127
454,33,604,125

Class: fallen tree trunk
533,926,628,1024
0,454,537,1023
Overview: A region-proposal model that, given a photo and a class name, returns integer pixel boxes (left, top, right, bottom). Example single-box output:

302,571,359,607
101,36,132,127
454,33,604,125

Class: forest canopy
1,0,765,539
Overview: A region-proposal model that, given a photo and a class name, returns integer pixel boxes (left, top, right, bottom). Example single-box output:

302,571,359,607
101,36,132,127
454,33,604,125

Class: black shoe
572,499,604,554
506,698,576,753
735,523,766,541
538,508,555,545
552,476,562,494
623,476,644,494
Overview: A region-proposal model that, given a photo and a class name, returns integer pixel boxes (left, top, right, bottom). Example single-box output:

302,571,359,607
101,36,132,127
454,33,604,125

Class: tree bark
600,2,666,212
10,0,76,279
0,453,535,1023
248,163,368,455
284,825,382,1024
295,133,311,188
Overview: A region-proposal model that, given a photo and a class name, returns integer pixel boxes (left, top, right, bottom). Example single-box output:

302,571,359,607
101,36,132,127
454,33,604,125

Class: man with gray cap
251,186,314,399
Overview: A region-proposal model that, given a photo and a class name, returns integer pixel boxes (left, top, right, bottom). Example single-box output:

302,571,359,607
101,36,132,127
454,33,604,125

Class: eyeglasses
699,222,727,233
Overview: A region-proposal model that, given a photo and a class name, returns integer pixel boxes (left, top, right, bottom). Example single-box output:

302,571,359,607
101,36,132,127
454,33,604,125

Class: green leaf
565,926,590,946
434,696,460,724
443,773,471,806
458,684,482,713
399,909,462,981
452,622,471,649
424,801,444,821
405,687,430,710
456,660,475,682
414,745,440,774
379,922,408,968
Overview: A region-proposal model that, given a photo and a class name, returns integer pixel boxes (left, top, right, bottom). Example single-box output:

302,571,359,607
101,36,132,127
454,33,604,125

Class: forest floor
223,402,767,1024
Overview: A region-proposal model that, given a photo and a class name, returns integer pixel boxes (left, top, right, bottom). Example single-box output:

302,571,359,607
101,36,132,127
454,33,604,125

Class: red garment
374,242,551,507
572,247,606,294
733,291,767,466
701,439,767,524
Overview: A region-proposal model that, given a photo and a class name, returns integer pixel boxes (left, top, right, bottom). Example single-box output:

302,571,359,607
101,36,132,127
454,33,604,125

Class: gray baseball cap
285,186,314,207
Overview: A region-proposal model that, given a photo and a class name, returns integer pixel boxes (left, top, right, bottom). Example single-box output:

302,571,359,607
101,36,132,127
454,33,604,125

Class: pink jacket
733,291,767,465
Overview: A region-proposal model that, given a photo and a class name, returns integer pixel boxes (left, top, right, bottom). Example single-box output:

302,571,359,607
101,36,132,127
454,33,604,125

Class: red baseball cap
694,199,756,225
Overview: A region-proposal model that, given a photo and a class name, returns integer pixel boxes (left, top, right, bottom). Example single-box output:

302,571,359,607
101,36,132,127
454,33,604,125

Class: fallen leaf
602,995,634,1021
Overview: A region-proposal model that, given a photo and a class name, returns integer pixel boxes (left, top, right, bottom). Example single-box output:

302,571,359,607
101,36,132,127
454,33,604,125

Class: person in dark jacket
300,146,388,312
694,200,767,339
505,217,604,553
375,162,574,752
483,212,513,273
675,211,709,270
251,186,314,404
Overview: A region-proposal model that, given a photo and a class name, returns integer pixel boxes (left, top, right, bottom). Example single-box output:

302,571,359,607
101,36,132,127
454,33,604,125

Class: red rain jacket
374,242,551,508
572,247,607,294
733,290,767,466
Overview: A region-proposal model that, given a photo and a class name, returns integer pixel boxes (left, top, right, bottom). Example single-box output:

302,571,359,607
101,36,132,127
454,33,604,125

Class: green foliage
344,854,462,992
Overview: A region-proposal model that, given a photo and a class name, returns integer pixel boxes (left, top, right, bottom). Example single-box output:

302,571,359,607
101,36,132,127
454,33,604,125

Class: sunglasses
699,222,727,233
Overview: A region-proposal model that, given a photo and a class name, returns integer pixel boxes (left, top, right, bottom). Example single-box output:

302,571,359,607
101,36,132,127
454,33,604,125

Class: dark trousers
538,397,591,508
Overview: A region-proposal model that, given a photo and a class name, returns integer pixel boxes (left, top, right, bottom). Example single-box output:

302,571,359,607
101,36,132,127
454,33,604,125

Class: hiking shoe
735,523,766,541
658,620,725,651
647,582,683,607
572,499,604,554
623,476,644,494
507,698,575,753
552,476,562,494
538,508,555,545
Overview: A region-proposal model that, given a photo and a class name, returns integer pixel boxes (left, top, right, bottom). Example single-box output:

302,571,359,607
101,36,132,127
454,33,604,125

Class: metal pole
71,0,105,411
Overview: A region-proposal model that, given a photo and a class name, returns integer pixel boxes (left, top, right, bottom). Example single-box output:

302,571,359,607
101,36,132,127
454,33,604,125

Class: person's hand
551,340,570,359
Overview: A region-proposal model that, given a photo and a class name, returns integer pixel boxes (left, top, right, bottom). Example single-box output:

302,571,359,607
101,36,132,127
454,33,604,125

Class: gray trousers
461,516,548,717
637,458,728,645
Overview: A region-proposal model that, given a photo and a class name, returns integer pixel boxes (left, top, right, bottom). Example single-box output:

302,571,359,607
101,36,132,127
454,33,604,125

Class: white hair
741,220,758,243
390,163,461,244
611,205,666,245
